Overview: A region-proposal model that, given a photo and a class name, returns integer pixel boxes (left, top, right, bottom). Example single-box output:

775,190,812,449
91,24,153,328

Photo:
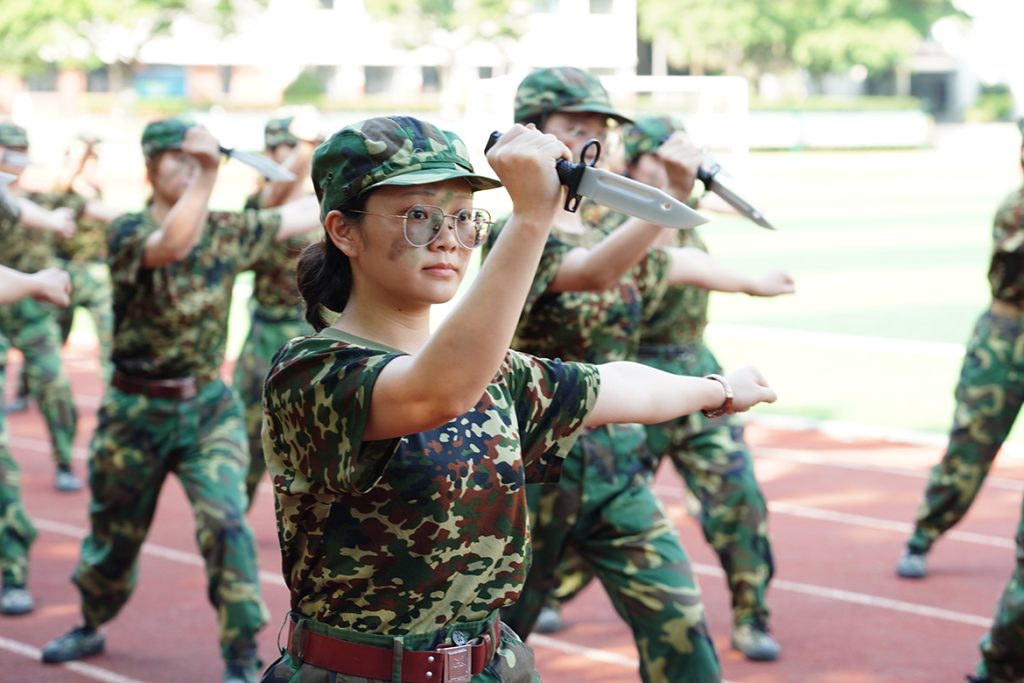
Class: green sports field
221,121,1024,443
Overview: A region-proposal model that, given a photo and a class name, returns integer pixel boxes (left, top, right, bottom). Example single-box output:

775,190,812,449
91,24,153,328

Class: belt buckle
440,644,471,683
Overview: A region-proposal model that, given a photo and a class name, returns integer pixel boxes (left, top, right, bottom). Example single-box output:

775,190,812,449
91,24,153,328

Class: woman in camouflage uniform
259,116,776,683
0,264,70,616
39,117,321,683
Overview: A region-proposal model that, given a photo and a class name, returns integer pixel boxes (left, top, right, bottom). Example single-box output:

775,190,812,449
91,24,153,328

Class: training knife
485,132,707,230
696,163,775,230
219,146,296,182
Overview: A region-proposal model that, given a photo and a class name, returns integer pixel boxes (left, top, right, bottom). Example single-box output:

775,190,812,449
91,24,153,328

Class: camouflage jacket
0,191,58,272
50,191,109,264
244,192,318,322
485,211,670,364
989,184,1024,304
262,328,599,632
108,207,280,383
592,207,710,346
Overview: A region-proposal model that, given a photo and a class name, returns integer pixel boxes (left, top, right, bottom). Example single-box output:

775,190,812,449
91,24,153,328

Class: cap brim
368,167,502,193
556,104,633,126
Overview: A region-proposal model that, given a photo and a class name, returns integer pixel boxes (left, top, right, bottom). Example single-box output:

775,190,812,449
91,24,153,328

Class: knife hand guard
485,131,600,214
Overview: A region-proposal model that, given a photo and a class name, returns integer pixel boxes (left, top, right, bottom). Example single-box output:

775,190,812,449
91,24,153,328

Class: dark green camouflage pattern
975,507,1024,682
55,260,113,382
262,327,599,633
261,615,539,683
0,122,28,149
0,192,57,273
988,186,1024,305
264,117,297,149
513,67,631,125
622,115,685,165
107,208,280,384
74,378,268,663
0,297,78,468
0,336,37,588
312,116,500,219
140,117,193,158
52,193,109,264
484,220,721,681
907,311,1024,553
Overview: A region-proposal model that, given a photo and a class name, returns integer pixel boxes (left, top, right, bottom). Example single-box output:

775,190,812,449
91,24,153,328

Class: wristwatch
701,374,734,419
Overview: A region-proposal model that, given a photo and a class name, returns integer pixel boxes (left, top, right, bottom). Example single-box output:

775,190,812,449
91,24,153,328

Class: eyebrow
394,185,472,199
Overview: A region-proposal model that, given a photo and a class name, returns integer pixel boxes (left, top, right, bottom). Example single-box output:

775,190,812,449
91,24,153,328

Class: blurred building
0,0,638,114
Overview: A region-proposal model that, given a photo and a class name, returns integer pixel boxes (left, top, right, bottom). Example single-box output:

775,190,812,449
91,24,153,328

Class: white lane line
0,636,149,683
689,563,992,628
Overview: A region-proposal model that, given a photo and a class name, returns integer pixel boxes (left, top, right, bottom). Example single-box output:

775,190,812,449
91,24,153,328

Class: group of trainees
1,64,1018,683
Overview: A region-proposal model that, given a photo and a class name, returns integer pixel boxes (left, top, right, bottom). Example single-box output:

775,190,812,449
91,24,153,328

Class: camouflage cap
514,67,632,126
622,115,686,165
0,122,28,149
265,116,298,149
312,116,501,220
141,117,194,158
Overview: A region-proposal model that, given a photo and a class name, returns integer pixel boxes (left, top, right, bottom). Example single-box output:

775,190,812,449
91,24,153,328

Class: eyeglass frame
343,204,494,249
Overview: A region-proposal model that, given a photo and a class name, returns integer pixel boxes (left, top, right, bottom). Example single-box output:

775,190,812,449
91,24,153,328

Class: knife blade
485,132,707,230
696,164,775,230
218,146,296,182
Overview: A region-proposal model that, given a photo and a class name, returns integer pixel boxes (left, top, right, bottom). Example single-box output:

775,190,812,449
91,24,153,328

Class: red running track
0,344,1017,682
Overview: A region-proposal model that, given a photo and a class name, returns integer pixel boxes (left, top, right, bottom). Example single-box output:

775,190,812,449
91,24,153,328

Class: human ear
324,210,360,258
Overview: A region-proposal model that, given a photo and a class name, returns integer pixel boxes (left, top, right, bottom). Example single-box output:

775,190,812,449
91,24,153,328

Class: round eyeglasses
347,204,493,249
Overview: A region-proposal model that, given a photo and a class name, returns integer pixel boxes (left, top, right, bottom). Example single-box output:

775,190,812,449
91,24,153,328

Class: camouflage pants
974,493,1024,683
232,313,308,509
908,312,1024,554
55,260,113,383
261,613,539,683
505,425,721,683
0,298,78,468
546,344,774,628
73,378,268,663
0,382,37,587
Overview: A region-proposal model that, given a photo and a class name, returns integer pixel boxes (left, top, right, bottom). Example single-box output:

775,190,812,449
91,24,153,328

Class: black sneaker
0,586,34,615
41,625,105,663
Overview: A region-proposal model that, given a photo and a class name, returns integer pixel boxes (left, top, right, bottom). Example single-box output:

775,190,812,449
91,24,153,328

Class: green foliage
750,95,923,111
282,68,325,104
366,0,527,51
0,0,264,74
966,83,1016,123
637,0,963,78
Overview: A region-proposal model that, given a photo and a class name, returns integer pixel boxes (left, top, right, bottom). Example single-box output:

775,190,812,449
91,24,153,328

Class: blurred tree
638,0,962,80
0,0,264,89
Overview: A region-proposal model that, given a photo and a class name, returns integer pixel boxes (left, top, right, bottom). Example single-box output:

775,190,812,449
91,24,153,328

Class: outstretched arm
586,363,775,427
0,265,71,306
666,247,795,296
15,199,75,239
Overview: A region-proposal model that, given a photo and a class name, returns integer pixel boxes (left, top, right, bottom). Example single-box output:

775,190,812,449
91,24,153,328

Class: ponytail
297,239,351,331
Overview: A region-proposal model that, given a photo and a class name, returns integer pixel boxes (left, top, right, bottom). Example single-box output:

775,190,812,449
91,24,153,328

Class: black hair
296,194,369,331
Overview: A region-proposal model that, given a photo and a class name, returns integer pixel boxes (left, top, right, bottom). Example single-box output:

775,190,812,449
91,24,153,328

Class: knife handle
484,131,586,213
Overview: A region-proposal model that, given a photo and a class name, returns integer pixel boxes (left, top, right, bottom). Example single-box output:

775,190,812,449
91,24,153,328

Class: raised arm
260,140,317,209
14,199,75,239
363,125,571,440
142,126,220,268
0,265,71,306
666,247,795,296
548,132,703,292
273,194,321,242
586,362,775,427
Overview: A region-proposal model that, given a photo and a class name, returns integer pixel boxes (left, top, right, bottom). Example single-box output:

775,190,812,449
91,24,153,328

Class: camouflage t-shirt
988,184,1024,304
262,328,599,632
244,191,318,322
485,216,670,364
0,191,57,272
108,207,280,383
49,192,109,264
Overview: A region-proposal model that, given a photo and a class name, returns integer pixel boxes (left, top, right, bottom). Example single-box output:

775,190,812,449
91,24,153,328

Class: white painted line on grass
0,635,149,683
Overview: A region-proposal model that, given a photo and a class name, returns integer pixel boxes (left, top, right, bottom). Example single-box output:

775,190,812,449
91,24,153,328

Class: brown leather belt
111,372,199,401
287,617,499,683
990,300,1024,319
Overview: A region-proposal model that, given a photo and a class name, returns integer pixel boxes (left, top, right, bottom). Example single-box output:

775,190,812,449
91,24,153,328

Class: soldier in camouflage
892,121,1024,683
493,67,783,683
0,264,71,616
0,122,82,492
258,115,775,683
39,117,321,683
234,114,320,510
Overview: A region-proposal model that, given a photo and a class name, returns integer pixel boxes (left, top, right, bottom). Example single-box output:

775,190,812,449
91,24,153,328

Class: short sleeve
107,212,154,287
502,350,600,483
263,338,403,494
209,209,282,272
